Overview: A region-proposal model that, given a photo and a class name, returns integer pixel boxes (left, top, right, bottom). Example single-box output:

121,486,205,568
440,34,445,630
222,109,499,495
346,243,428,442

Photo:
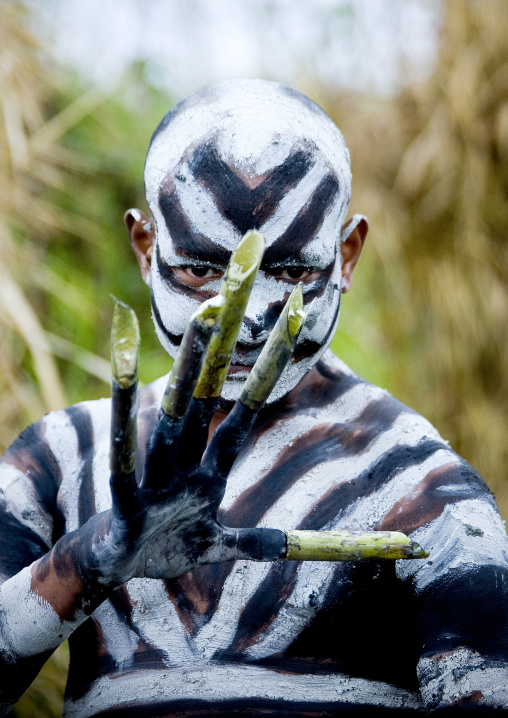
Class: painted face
144,80,352,403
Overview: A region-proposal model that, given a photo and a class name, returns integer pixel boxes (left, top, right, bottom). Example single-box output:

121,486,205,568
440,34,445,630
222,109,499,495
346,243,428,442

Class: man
0,79,507,716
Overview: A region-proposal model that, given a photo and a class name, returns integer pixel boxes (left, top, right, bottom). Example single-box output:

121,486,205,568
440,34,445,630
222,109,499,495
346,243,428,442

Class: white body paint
418,647,508,709
1,351,508,714
0,566,83,658
63,662,423,718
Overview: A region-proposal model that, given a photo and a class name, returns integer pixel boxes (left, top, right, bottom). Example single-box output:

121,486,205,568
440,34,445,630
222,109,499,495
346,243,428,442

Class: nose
237,277,289,344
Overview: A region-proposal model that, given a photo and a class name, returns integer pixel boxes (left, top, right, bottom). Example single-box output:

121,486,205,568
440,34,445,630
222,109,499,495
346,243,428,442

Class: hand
101,396,285,586
96,240,305,587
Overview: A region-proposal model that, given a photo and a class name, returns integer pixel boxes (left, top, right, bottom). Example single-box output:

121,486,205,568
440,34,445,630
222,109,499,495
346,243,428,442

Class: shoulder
0,374,169,486
272,351,497,531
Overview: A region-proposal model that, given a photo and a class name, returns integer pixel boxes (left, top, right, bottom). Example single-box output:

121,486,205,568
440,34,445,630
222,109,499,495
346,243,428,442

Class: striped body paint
1,353,507,715
144,80,353,403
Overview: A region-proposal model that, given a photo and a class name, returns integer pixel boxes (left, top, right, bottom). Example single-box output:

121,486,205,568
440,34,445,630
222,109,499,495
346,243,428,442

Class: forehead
146,81,351,266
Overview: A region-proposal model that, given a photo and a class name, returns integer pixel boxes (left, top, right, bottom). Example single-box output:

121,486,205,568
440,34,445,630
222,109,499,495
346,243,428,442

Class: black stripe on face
241,262,335,341
65,406,96,527
158,186,231,264
150,293,183,347
263,174,341,266
191,145,314,234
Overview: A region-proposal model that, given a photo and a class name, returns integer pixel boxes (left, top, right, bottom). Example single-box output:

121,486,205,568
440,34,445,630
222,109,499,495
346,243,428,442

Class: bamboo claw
194,230,265,399
110,298,140,476
240,283,306,411
110,297,140,388
284,530,429,561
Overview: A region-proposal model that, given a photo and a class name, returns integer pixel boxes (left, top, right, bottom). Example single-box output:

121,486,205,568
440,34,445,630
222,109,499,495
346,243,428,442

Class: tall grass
328,0,508,515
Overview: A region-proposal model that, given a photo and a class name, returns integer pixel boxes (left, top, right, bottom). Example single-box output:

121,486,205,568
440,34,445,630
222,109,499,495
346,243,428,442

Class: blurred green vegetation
1,0,507,715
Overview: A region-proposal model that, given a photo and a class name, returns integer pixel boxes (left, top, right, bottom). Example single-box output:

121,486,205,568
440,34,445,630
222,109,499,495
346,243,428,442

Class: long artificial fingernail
284,529,429,561
110,297,140,475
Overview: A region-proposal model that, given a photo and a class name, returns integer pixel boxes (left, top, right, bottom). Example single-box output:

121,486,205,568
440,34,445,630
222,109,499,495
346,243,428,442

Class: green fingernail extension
240,283,306,411
161,295,223,419
285,530,429,561
194,230,265,399
110,298,140,476
111,297,140,388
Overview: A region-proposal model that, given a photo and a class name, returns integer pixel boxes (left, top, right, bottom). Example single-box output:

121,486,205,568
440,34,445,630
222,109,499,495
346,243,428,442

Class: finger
161,296,222,420
198,285,305,493
141,411,184,491
109,299,141,514
194,230,265,399
215,526,287,563
239,283,306,411
176,396,219,470
200,400,257,483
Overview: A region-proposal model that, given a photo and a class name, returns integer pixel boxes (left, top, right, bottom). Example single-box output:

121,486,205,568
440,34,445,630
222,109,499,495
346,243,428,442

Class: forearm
0,516,117,709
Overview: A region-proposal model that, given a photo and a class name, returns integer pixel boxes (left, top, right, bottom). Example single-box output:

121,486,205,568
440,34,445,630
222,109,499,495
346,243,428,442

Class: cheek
150,267,203,357
301,280,341,345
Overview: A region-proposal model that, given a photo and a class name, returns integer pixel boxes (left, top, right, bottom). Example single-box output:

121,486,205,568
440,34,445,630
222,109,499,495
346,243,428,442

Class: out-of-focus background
1,0,506,713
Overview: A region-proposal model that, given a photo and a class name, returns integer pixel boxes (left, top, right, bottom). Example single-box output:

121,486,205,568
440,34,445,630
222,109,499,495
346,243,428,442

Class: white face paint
144,79,353,403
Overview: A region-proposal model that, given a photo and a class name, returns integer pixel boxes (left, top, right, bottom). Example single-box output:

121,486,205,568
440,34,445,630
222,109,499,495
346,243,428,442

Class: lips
227,364,253,376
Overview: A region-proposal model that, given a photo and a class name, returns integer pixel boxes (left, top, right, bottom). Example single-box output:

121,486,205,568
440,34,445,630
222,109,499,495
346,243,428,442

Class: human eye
269,266,321,283
173,265,224,287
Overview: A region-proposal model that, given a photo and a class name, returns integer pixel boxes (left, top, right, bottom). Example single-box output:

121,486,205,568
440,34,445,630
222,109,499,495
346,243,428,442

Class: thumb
218,526,287,562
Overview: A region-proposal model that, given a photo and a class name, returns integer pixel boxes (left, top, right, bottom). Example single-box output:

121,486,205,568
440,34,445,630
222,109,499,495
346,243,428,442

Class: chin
219,357,314,406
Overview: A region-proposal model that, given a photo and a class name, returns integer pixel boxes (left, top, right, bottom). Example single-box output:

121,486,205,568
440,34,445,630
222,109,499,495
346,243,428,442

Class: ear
124,209,155,283
339,215,368,293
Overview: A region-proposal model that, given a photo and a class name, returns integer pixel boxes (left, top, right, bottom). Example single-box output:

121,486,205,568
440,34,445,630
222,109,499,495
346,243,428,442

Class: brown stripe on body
222,395,402,530
298,439,448,532
164,562,234,636
220,560,300,657
377,460,489,534
227,364,359,470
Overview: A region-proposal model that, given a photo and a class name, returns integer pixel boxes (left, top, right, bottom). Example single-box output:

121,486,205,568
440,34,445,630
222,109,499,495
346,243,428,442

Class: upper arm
0,418,63,582
385,460,508,711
